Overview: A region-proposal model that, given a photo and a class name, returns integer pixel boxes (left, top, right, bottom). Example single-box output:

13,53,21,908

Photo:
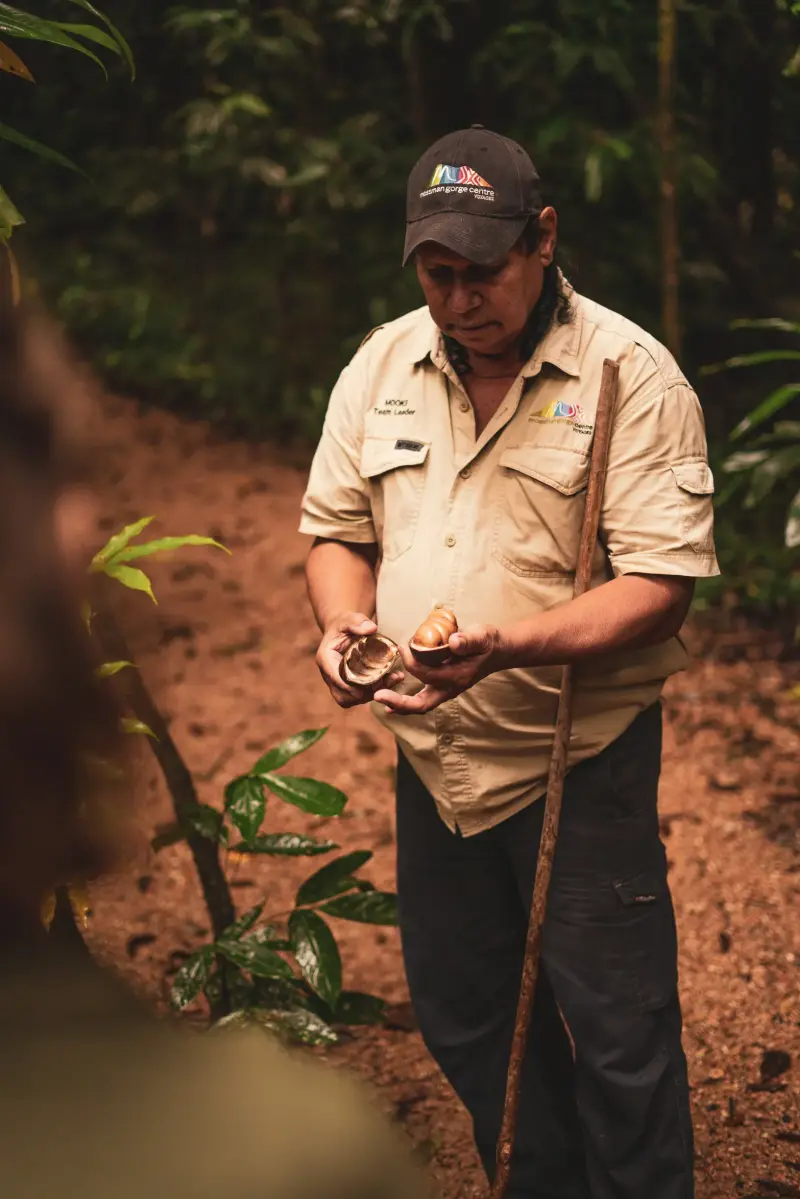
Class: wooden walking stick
490,358,620,1199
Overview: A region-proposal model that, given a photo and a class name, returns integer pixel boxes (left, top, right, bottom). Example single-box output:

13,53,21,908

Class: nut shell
408,640,453,667
340,633,399,689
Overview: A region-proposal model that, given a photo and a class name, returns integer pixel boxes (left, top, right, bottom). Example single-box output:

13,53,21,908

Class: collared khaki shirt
300,286,720,835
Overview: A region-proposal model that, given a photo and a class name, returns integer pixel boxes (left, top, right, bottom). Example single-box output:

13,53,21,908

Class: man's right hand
315,612,403,709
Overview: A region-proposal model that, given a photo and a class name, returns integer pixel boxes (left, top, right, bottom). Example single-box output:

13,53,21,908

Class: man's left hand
373,624,503,715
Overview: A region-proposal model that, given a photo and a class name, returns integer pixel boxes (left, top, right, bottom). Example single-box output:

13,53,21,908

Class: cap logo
421,163,494,201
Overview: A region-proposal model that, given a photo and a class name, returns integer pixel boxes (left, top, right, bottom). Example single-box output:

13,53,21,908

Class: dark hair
444,217,573,375
0,296,123,919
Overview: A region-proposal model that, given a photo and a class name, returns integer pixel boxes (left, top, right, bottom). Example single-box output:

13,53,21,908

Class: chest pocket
492,445,589,577
359,436,430,561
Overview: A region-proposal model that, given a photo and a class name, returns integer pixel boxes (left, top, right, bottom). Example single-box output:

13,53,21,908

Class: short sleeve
601,377,720,578
299,358,376,544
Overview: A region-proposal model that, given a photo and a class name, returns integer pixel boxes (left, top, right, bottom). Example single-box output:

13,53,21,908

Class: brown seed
428,616,455,643
414,622,444,648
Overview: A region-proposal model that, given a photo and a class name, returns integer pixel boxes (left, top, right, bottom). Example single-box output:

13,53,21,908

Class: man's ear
538,207,558,267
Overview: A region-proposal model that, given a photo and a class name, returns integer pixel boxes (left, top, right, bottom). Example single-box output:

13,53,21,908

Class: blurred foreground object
0,299,425,1199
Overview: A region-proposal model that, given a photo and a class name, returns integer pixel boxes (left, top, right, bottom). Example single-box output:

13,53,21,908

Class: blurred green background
3,0,799,623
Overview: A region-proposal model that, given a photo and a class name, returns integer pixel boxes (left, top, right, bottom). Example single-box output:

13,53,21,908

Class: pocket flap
671,461,715,496
359,437,430,480
499,446,588,496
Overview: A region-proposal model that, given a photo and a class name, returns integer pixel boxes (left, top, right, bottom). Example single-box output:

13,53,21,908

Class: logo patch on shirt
394,439,424,452
420,164,495,202
530,399,593,435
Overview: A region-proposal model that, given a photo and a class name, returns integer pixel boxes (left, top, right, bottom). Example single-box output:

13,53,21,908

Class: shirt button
459,400,470,413
459,467,471,480
440,733,454,745
446,534,457,547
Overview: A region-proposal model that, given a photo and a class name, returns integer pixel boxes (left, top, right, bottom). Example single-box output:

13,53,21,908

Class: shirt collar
409,274,583,379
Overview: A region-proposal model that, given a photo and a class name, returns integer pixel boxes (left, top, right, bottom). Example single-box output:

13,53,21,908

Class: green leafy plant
0,1,133,240
164,726,398,1046
43,516,228,927
703,319,800,550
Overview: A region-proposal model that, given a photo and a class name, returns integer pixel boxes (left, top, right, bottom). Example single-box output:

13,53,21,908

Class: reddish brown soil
85,395,800,1199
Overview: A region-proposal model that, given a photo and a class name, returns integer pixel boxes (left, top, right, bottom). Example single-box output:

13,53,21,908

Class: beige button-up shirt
300,286,719,834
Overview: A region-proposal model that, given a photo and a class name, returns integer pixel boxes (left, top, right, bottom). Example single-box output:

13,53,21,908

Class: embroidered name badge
373,397,416,416
395,439,424,452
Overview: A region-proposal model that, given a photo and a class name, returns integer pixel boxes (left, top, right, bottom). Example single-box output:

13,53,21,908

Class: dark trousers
395,704,694,1199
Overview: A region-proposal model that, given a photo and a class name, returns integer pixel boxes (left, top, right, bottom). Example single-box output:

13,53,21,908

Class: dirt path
85,395,800,1199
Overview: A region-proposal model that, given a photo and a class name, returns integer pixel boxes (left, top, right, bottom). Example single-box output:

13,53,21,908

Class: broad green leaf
120,716,156,738
51,22,121,55
170,946,214,1010
251,1006,337,1046
103,563,156,602
252,975,311,1013
62,0,135,77
0,120,82,173
220,902,265,941
251,727,328,774
786,488,800,549
244,925,281,947
263,773,347,817
723,450,770,473
95,659,134,679
0,7,106,71
744,446,800,508
732,384,800,440
701,350,800,376
296,850,372,906
289,909,342,1008
216,936,293,980
331,991,387,1026
91,516,154,566
109,534,229,564
186,804,227,844
0,184,24,240
730,318,800,335
320,891,399,926
230,833,337,856
0,37,32,79
224,775,266,843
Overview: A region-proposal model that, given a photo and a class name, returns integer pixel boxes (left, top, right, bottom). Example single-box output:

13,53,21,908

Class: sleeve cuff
611,550,721,579
298,515,377,544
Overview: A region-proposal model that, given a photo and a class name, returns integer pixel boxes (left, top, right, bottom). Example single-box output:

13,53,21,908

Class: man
300,126,718,1199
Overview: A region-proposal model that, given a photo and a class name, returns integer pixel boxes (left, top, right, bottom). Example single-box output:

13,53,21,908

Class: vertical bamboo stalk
658,0,681,359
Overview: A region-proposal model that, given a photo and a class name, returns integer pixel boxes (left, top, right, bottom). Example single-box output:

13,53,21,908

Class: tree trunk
658,0,681,360
93,606,235,1019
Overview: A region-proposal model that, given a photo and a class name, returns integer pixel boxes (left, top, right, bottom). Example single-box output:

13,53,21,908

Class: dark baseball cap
403,125,542,267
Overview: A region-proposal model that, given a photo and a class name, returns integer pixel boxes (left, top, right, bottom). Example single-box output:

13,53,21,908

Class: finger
372,685,449,715
385,671,405,687
319,660,371,704
450,625,492,657
397,643,441,679
328,681,368,709
340,615,377,636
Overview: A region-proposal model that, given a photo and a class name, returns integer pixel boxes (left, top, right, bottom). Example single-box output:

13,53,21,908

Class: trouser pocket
611,859,678,1012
